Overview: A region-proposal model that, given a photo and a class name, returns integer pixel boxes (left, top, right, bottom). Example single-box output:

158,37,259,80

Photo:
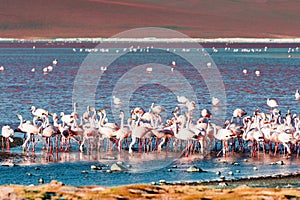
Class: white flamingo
98,109,119,130
212,97,220,106
82,106,91,122
171,118,198,155
31,106,49,117
129,112,154,154
114,110,132,151
242,117,264,157
267,98,279,111
293,117,300,156
1,125,14,149
40,116,59,152
231,108,247,124
60,112,75,127
201,109,212,119
177,96,189,103
80,122,99,152
112,96,122,105
151,103,165,115
52,58,58,66
214,124,236,156
16,114,40,151
31,106,49,125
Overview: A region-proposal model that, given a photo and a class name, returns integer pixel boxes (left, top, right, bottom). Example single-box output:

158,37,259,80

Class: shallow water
1,42,300,186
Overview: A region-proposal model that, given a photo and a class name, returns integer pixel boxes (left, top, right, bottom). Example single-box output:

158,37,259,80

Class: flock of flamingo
2,94,300,158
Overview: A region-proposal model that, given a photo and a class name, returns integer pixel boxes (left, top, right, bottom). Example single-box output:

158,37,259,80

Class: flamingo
70,102,79,124
201,109,212,119
172,106,180,118
1,125,14,150
131,106,155,127
231,108,247,124
82,106,91,122
268,130,293,156
31,106,49,117
60,112,75,127
112,96,122,105
98,109,119,130
47,66,53,72
293,117,300,156
31,106,49,125
151,103,165,115
185,100,195,112
39,115,59,152
16,114,40,151
177,96,189,103
52,59,58,66
171,118,198,155
173,110,201,153
152,127,174,152
267,98,279,111
212,97,220,106
214,124,236,157
129,112,154,154
147,111,174,152
80,121,99,152
242,117,264,157
114,110,132,151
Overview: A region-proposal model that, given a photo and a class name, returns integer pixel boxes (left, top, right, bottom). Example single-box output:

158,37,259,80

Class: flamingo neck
18,115,23,127
120,114,124,129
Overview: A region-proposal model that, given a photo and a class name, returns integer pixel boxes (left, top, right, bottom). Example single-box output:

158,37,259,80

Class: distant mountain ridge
0,0,299,38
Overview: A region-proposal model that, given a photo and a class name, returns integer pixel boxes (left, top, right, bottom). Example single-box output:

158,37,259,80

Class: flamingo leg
129,137,136,155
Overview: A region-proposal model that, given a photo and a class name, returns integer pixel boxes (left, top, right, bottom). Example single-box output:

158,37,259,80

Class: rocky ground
1,177,300,200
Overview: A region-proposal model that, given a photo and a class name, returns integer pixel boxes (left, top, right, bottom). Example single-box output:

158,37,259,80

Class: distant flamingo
212,97,220,106
177,96,189,103
267,98,279,110
52,59,58,66
151,102,165,115
112,96,122,105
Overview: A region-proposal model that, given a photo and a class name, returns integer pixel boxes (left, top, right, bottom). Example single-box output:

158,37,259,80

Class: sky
0,0,299,38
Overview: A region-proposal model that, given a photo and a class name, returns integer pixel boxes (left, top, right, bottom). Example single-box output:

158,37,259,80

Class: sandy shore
1,178,300,200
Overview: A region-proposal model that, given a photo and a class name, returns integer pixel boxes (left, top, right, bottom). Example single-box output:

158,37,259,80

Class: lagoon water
0,42,300,186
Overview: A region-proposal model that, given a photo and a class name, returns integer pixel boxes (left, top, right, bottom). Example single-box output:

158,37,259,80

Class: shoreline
1,37,300,49
2,37,300,43
1,174,300,199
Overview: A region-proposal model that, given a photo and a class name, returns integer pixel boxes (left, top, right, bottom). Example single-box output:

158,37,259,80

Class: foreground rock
186,165,204,172
110,163,128,172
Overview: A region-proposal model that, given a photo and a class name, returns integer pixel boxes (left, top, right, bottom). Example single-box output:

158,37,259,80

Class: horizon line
1,37,300,43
